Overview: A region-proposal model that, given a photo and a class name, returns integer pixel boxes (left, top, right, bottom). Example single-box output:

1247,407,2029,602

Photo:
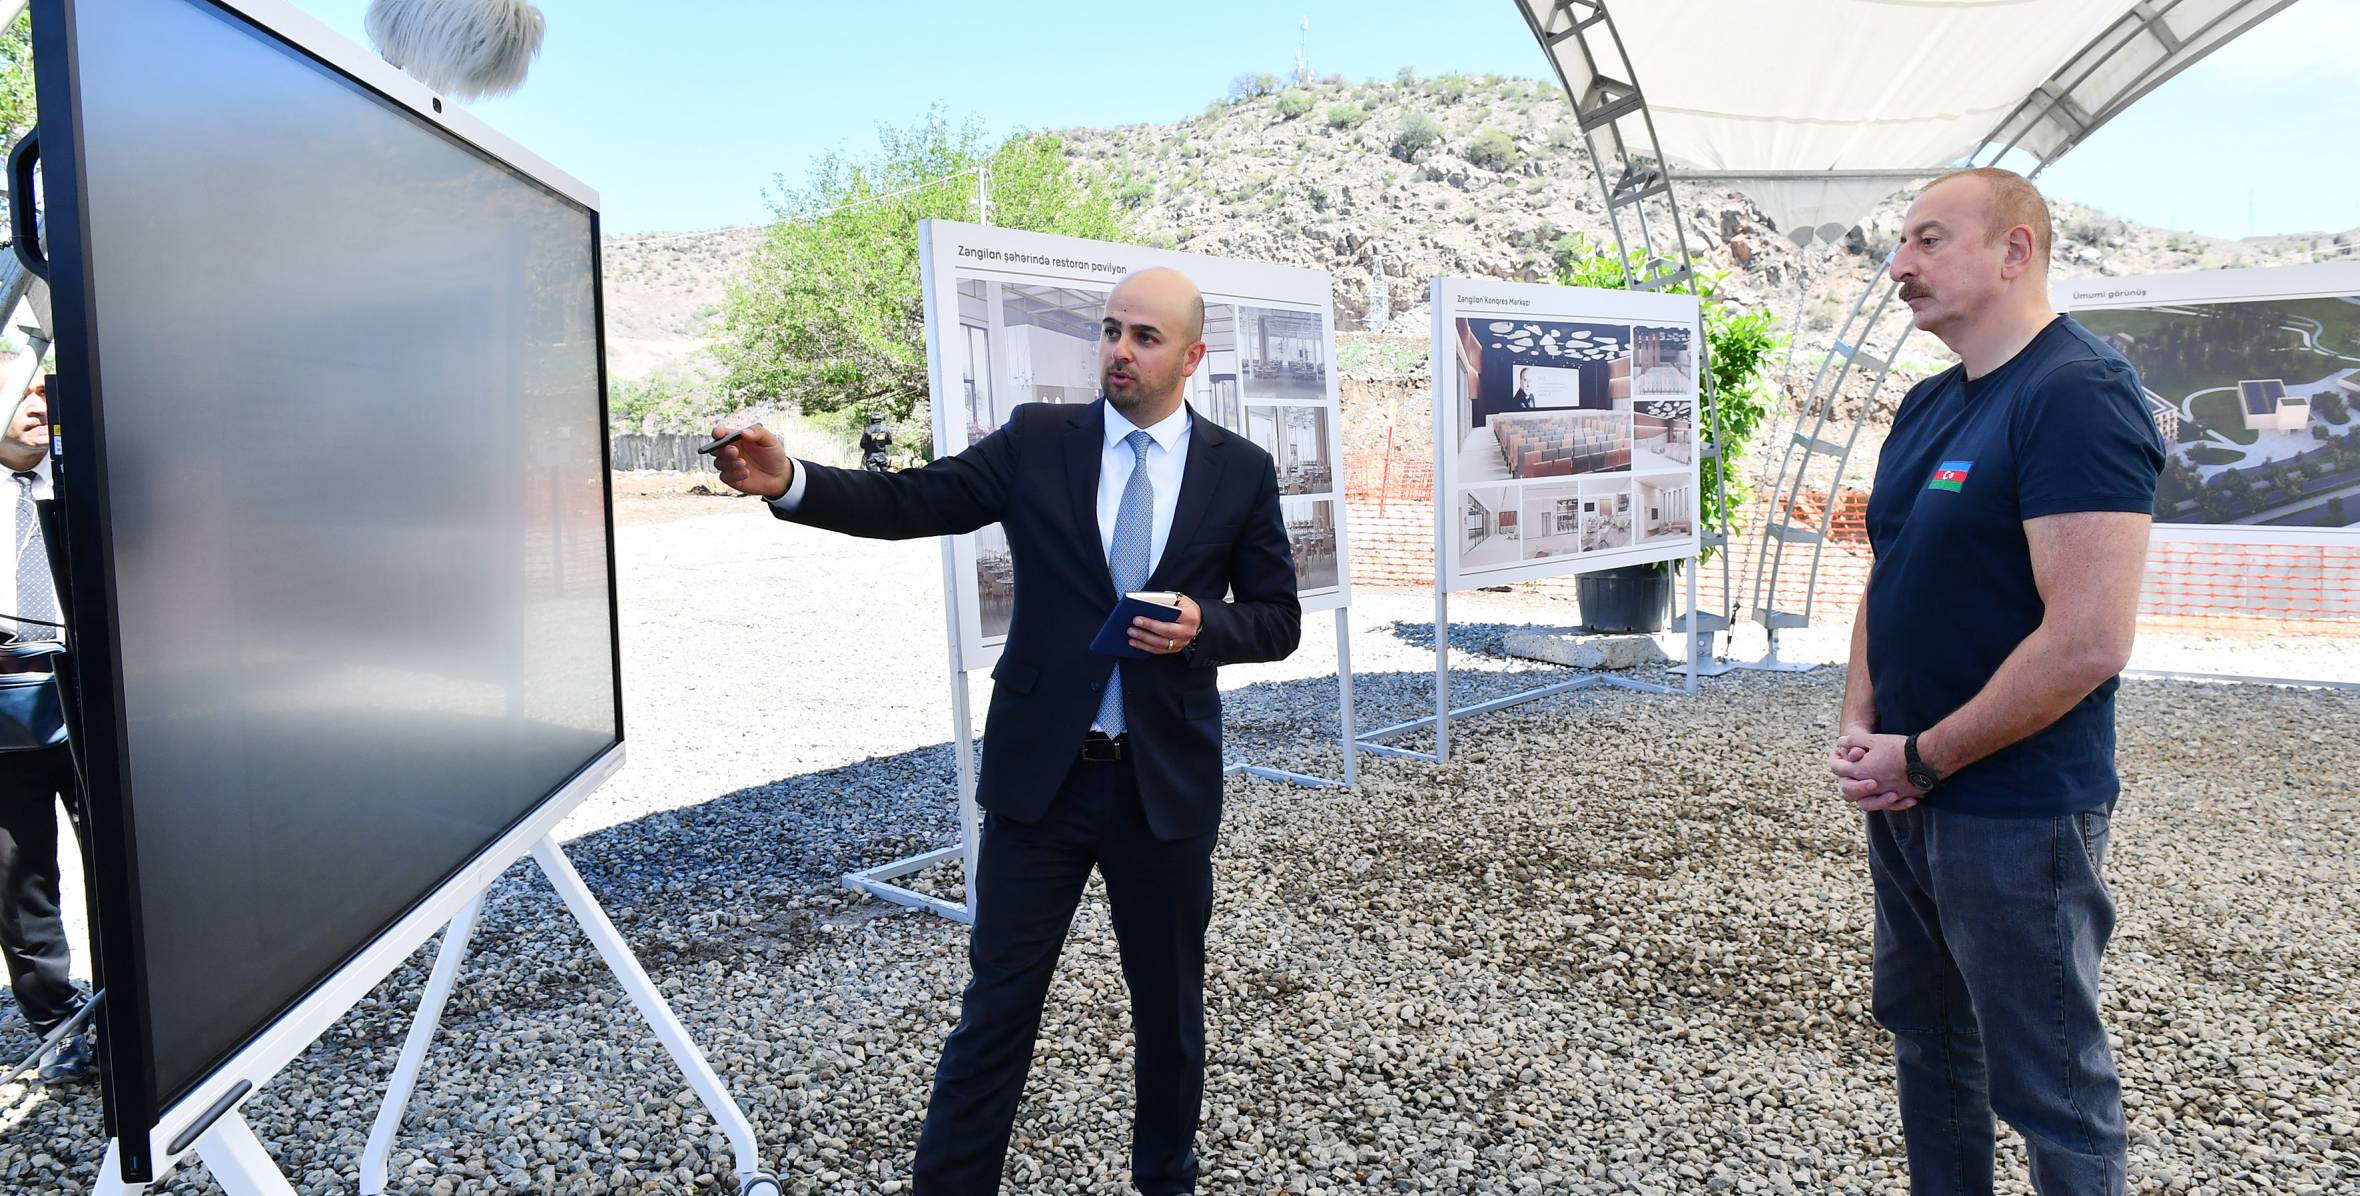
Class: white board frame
2058,260,2360,546
919,221,1352,667
99,748,769,1196
1358,278,1705,765
36,0,768,1187
844,222,1362,922
1431,277,1704,589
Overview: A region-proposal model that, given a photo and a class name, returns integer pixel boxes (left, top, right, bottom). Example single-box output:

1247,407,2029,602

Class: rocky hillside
601,73,2357,388
601,225,762,382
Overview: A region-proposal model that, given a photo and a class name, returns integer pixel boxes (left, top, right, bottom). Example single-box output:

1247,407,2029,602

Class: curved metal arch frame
1727,0,2304,656
1515,0,1738,671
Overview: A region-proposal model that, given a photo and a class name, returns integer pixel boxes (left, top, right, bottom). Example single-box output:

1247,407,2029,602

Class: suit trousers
912,751,1217,1196
0,744,79,1033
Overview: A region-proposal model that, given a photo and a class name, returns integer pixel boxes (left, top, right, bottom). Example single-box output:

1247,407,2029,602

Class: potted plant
1551,235,1779,632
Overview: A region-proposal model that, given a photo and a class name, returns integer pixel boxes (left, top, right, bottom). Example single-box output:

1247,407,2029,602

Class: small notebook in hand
1089,591,1183,660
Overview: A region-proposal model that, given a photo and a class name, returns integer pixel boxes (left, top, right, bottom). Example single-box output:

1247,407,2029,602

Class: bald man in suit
713,267,1301,1194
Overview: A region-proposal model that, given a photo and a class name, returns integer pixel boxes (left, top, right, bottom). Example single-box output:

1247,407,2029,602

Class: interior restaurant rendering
1238,305,1329,402
1245,405,1335,495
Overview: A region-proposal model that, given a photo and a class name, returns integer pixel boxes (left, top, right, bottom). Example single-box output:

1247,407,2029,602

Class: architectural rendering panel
2062,262,2360,544
1433,278,1702,590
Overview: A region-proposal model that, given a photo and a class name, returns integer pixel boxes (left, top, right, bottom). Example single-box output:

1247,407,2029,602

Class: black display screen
32,0,619,1170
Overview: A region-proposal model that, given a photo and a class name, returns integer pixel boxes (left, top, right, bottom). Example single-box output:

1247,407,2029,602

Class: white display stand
92,751,777,1196
844,223,1366,921
2058,260,2360,548
2058,260,2360,689
1356,586,1696,767
843,554,1362,924
1360,278,1707,763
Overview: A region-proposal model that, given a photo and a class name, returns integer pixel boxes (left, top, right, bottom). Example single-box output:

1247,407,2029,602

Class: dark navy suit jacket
776,398,1302,839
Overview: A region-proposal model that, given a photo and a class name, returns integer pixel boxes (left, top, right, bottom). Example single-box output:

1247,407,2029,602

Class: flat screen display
38,0,618,1148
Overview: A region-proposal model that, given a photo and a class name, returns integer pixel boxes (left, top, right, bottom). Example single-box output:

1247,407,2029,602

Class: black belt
0,642,63,675
1079,731,1127,762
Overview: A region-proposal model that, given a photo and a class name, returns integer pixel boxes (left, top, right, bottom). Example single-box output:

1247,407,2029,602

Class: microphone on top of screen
364,0,545,101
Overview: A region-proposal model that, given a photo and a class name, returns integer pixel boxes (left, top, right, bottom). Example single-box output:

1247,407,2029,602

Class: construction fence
1336,380,2360,627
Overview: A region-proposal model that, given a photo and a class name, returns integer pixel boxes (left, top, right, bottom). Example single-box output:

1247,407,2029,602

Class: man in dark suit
711,266,1302,1195
2,378,90,1084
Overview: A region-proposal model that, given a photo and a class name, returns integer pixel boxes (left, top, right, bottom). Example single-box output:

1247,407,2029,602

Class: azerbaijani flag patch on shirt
1928,460,1972,492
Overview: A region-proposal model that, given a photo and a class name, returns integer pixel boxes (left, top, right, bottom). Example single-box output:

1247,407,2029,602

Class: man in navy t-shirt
1829,167,2163,1196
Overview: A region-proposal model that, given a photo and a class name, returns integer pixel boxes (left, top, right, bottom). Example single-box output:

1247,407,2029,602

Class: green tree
1115,179,1154,209
1227,73,1280,103
608,365,710,433
1325,103,1370,130
0,13,31,142
1391,113,1442,162
1464,127,1519,170
716,111,1124,440
1275,89,1314,120
1554,235,1779,564
0,12,32,231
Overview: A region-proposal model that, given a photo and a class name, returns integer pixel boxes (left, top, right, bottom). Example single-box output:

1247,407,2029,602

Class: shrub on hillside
1465,127,1520,170
1227,73,1280,103
1391,112,1442,162
1276,89,1314,119
1326,103,1369,129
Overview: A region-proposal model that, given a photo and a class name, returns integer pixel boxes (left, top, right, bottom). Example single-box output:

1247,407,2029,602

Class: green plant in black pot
1550,234,1781,630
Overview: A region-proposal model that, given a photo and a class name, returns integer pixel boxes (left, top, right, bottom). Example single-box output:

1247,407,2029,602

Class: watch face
1908,766,1938,791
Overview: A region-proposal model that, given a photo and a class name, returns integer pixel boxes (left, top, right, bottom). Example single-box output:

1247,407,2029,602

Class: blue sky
292,0,2357,240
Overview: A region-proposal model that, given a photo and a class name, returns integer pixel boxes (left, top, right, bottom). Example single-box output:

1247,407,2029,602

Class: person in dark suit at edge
709,266,1302,1195
1,377,91,1084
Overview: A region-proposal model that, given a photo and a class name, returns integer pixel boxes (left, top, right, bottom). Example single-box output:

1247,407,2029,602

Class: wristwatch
1903,733,1943,793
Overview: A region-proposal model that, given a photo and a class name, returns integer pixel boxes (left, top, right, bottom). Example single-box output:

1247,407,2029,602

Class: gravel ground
2,483,2354,1194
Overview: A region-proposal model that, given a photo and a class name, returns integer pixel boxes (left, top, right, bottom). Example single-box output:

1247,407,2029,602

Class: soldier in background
859,412,893,472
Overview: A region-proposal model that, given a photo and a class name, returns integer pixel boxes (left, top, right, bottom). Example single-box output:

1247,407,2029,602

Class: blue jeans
1866,805,2126,1196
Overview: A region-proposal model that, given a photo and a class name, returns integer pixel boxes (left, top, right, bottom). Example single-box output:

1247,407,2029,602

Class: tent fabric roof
1516,0,2301,236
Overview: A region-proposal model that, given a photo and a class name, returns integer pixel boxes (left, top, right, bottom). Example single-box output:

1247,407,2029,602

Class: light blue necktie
1096,430,1155,734
12,472,58,644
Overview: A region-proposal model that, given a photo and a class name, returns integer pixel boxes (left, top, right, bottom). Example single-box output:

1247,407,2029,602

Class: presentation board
1431,278,1703,591
32,0,621,1175
2058,261,2360,544
917,221,1351,667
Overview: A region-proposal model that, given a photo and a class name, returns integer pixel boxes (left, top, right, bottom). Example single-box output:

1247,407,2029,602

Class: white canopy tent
1515,0,2304,241
1508,0,2309,671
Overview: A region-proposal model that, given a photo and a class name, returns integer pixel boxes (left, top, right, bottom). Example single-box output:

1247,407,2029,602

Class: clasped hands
1129,596,1201,658
1826,729,1923,812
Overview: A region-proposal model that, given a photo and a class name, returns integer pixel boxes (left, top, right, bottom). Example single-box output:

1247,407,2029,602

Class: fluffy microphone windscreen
364,0,545,101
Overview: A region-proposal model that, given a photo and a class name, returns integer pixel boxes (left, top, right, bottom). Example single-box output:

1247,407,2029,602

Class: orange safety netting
1341,443,2360,626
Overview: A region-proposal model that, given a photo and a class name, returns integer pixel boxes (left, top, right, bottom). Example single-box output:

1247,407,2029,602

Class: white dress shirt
768,402,1195,580
6,456,59,644
1095,402,1190,577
